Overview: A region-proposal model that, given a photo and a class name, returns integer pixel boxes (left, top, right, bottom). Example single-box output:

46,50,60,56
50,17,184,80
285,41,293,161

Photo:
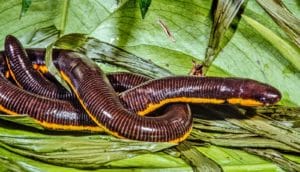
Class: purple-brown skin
54,51,281,142
120,76,281,113
1,48,72,87
0,71,97,129
0,51,8,74
1,49,152,90
0,50,97,129
0,50,191,136
54,51,193,142
0,42,281,142
0,47,282,108
1,48,150,93
25,48,64,86
26,48,46,65
4,35,74,101
0,68,191,134
106,72,151,92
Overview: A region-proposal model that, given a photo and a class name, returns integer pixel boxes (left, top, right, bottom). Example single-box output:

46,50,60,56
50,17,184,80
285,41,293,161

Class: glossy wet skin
53,50,282,142
0,48,191,134
118,76,282,115
238,79,281,105
53,51,193,142
4,35,74,101
0,35,282,142
1,47,281,107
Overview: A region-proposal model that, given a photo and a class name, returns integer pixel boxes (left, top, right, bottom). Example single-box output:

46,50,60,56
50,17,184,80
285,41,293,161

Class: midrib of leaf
256,0,300,48
196,145,283,171
19,0,32,19
58,0,69,36
242,15,300,72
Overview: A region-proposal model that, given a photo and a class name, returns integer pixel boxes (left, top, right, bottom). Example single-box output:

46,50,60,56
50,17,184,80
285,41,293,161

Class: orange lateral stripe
138,97,225,116
36,120,104,132
169,126,193,143
4,71,10,78
5,58,23,88
32,64,49,74
61,71,191,143
60,71,126,139
138,97,264,116
38,65,49,74
0,104,103,132
32,64,39,70
0,105,18,115
227,98,263,106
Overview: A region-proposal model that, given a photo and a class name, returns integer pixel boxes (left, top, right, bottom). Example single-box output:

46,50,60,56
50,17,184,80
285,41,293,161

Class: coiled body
1,47,191,138
0,35,281,142
54,51,192,142
0,72,98,131
54,51,280,142
4,36,74,101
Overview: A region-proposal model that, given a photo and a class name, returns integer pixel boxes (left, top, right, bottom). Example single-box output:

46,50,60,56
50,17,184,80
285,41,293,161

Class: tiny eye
258,96,267,103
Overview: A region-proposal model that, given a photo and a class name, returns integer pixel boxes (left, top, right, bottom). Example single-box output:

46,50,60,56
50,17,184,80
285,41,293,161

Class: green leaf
242,15,300,71
1,1,299,107
139,0,152,19
53,34,173,77
256,0,300,48
54,33,229,77
0,147,192,172
191,130,299,152
203,0,245,74
244,148,300,172
196,105,300,151
0,122,177,169
59,0,300,106
106,152,188,168
176,142,222,172
19,0,32,19
229,114,300,150
197,145,284,172
0,1,63,44
21,25,59,48
0,115,44,130
0,0,300,171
